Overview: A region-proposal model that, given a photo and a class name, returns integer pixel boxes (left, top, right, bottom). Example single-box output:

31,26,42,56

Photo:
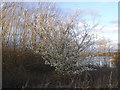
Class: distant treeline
92,52,119,57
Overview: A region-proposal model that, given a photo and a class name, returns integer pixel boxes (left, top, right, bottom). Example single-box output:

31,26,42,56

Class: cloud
80,9,101,17
102,24,118,33
92,21,118,46
109,20,120,24
77,20,118,46
99,23,118,44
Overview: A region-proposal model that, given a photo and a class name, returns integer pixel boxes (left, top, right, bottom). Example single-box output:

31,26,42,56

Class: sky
57,2,118,25
57,2,118,47
23,2,118,47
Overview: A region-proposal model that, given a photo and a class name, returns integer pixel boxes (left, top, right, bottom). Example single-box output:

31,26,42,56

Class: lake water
89,56,115,67
74,56,115,74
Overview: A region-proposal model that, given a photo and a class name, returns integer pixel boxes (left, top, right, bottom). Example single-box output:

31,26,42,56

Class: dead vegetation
1,2,118,88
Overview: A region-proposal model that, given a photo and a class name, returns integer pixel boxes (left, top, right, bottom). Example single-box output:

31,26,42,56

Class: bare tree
32,3,99,74
1,2,99,75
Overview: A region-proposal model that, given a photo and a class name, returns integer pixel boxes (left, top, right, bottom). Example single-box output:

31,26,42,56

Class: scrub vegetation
1,2,118,88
